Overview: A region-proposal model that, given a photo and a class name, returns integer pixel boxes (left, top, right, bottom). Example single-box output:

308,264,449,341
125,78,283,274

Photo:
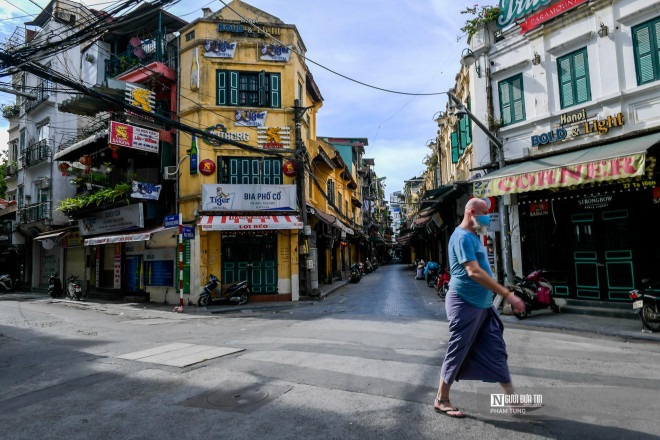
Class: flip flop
434,399,466,418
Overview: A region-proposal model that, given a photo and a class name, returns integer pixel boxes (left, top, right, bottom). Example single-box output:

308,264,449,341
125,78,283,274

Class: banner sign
518,0,587,33
109,121,159,154
203,123,250,145
235,109,267,127
182,226,195,240
199,215,302,231
473,154,646,197
498,0,552,28
131,180,162,201
164,215,179,228
204,40,237,58
78,203,144,236
260,43,292,62
257,127,291,149
201,184,297,212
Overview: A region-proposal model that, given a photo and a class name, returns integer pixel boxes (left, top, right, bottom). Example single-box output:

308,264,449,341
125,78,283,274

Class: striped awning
198,215,303,231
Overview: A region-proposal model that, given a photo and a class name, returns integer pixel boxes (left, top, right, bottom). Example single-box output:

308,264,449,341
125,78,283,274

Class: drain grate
181,382,292,413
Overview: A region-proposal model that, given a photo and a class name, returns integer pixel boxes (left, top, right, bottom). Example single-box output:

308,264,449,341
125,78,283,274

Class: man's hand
507,293,526,314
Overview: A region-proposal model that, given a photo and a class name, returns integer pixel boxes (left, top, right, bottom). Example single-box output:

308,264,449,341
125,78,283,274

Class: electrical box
306,258,314,270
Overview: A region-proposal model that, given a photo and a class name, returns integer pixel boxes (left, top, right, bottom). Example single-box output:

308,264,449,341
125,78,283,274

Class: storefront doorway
221,233,277,293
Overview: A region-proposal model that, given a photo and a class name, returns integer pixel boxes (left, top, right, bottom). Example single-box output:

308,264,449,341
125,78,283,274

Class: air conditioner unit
163,166,178,180
39,177,50,189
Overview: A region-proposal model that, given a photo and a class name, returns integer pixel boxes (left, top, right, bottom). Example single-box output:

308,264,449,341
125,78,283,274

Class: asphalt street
1,264,659,440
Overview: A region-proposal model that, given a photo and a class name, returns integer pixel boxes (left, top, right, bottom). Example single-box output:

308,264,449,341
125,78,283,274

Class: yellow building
178,1,322,302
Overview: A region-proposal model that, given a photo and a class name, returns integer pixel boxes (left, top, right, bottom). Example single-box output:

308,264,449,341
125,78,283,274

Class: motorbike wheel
549,298,560,313
437,284,448,299
427,276,437,288
198,294,210,307
514,301,531,319
237,292,249,305
641,305,660,332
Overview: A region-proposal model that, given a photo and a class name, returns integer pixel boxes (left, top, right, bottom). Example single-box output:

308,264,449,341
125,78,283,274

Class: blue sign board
164,215,179,228
182,226,195,240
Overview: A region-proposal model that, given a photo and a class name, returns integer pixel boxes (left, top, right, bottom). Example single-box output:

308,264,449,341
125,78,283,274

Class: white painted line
117,343,193,360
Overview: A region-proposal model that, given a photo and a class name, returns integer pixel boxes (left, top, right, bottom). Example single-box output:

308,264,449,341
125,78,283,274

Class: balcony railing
19,201,51,224
105,33,177,80
21,139,51,168
24,80,51,112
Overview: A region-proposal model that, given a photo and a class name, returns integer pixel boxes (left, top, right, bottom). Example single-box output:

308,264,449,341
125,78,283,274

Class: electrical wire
217,0,449,97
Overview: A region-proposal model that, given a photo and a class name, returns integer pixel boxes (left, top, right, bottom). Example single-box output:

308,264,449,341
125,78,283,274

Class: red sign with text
520,0,587,34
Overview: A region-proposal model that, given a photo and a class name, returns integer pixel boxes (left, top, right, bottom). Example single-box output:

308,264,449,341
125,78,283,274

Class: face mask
476,214,491,226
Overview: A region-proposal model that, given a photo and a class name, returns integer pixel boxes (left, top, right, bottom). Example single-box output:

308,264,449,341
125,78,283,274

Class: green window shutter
270,74,280,108
273,159,282,184
558,56,574,108
216,70,227,105
258,70,267,106
634,23,656,84
499,80,512,125
573,50,591,104
511,76,525,123
229,71,239,105
451,132,459,164
217,156,223,183
458,116,467,153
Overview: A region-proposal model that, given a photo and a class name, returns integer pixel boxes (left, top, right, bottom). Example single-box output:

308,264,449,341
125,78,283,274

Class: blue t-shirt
448,227,493,308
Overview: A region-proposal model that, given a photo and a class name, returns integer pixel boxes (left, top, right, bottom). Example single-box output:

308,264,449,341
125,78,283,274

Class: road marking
118,343,244,367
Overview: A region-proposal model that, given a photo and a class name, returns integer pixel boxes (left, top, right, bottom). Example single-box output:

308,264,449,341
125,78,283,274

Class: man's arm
463,260,525,312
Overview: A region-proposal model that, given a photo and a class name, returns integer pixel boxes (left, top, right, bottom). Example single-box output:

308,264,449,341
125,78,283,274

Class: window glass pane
500,82,510,105
502,104,511,125
512,79,522,100
514,101,524,121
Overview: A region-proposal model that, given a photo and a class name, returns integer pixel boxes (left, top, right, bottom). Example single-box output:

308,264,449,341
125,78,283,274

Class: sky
0,0,490,198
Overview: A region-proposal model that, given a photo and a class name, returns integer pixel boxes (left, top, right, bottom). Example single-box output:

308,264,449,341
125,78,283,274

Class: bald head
465,198,488,215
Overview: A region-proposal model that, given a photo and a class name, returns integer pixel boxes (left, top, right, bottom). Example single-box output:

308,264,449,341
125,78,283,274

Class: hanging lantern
79,155,92,174
109,144,121,159
58,162,70,177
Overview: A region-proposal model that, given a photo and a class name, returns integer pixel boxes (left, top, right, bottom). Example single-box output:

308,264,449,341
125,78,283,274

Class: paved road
1,264,659,440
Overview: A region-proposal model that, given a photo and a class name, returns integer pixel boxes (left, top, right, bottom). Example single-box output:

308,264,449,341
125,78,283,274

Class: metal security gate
221,234,278,293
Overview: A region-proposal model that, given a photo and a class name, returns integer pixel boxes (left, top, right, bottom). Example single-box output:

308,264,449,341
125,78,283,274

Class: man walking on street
434,198,526,418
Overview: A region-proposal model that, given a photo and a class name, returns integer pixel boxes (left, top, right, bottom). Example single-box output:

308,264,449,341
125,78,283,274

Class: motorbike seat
220,281,247,295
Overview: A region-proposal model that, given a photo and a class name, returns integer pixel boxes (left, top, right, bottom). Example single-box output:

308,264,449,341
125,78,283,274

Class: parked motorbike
0,274,13,293
198,274,250,307
349,263,361,283
48,273,63,298
364,260,374,274
509,270,558,319
436,268,451,299
629,279,660,332
426,267,439,288
65,275,83,301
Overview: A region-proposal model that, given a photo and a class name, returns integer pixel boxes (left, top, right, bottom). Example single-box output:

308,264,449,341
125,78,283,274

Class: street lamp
446,91,515,285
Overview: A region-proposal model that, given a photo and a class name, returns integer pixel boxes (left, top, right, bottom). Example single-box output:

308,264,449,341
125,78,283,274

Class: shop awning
53,129,108,161
83,226,176,246
308,207,354,235
34,227,78,241
473,132,660,197
199,215,302,231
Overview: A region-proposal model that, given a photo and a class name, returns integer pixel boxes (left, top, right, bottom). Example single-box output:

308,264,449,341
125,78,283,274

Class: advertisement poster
201,184,297,212
204,40,237,58
131,181,162,201
260,43,292,62
235,109,267,127
109,121,159,154
78,203,144,236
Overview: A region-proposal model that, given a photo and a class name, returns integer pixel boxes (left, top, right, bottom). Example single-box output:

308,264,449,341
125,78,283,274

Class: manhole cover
180,382,292,413
205,388,269,407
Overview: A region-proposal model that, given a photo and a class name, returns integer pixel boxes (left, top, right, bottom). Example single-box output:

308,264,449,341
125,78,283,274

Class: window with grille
633,17,660,85
557,48,591,108
498,74,525,125
218,157,282,184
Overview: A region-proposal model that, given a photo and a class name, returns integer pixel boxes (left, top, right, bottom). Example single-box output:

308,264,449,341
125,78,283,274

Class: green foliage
1,103,20,119
459,4,501,42
56,182,132,215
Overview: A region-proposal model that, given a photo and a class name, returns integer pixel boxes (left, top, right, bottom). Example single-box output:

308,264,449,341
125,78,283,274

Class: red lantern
283,161,296,177
79,155,92,174
58,162,70,177
109,144,121,159
199,159,216,176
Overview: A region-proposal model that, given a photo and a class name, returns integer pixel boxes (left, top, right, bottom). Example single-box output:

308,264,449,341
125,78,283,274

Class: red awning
199,215,302,231
83,226,177,246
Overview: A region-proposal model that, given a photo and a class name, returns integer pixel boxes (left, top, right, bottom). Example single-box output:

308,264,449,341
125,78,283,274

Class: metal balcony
24,80,51,112
105,33,177,80
21,139,52,168
19,201,51,223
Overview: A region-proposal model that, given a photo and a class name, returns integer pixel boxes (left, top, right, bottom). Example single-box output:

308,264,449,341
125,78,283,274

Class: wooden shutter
229,71,239,105
573,50,590,104
270,74,280,108
634,23,656,84
216,70,227,105
458,116,468,154
511,76,525,122
558,56,574,108
272,160,282,184
229,158,239,184
499,80,512,125
258,71,267,106
451,132,459,164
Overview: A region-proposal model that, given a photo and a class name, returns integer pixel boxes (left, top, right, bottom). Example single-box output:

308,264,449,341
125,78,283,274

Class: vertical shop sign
114,243,122,288
191,46,200,91
95,246,100,288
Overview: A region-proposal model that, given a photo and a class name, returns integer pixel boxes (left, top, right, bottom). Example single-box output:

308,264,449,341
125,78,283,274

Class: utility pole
446,91,515,285
293,99,312,296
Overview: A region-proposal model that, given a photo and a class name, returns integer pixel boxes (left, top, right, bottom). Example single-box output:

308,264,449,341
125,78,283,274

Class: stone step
558,301,638,320
562,298,632,311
